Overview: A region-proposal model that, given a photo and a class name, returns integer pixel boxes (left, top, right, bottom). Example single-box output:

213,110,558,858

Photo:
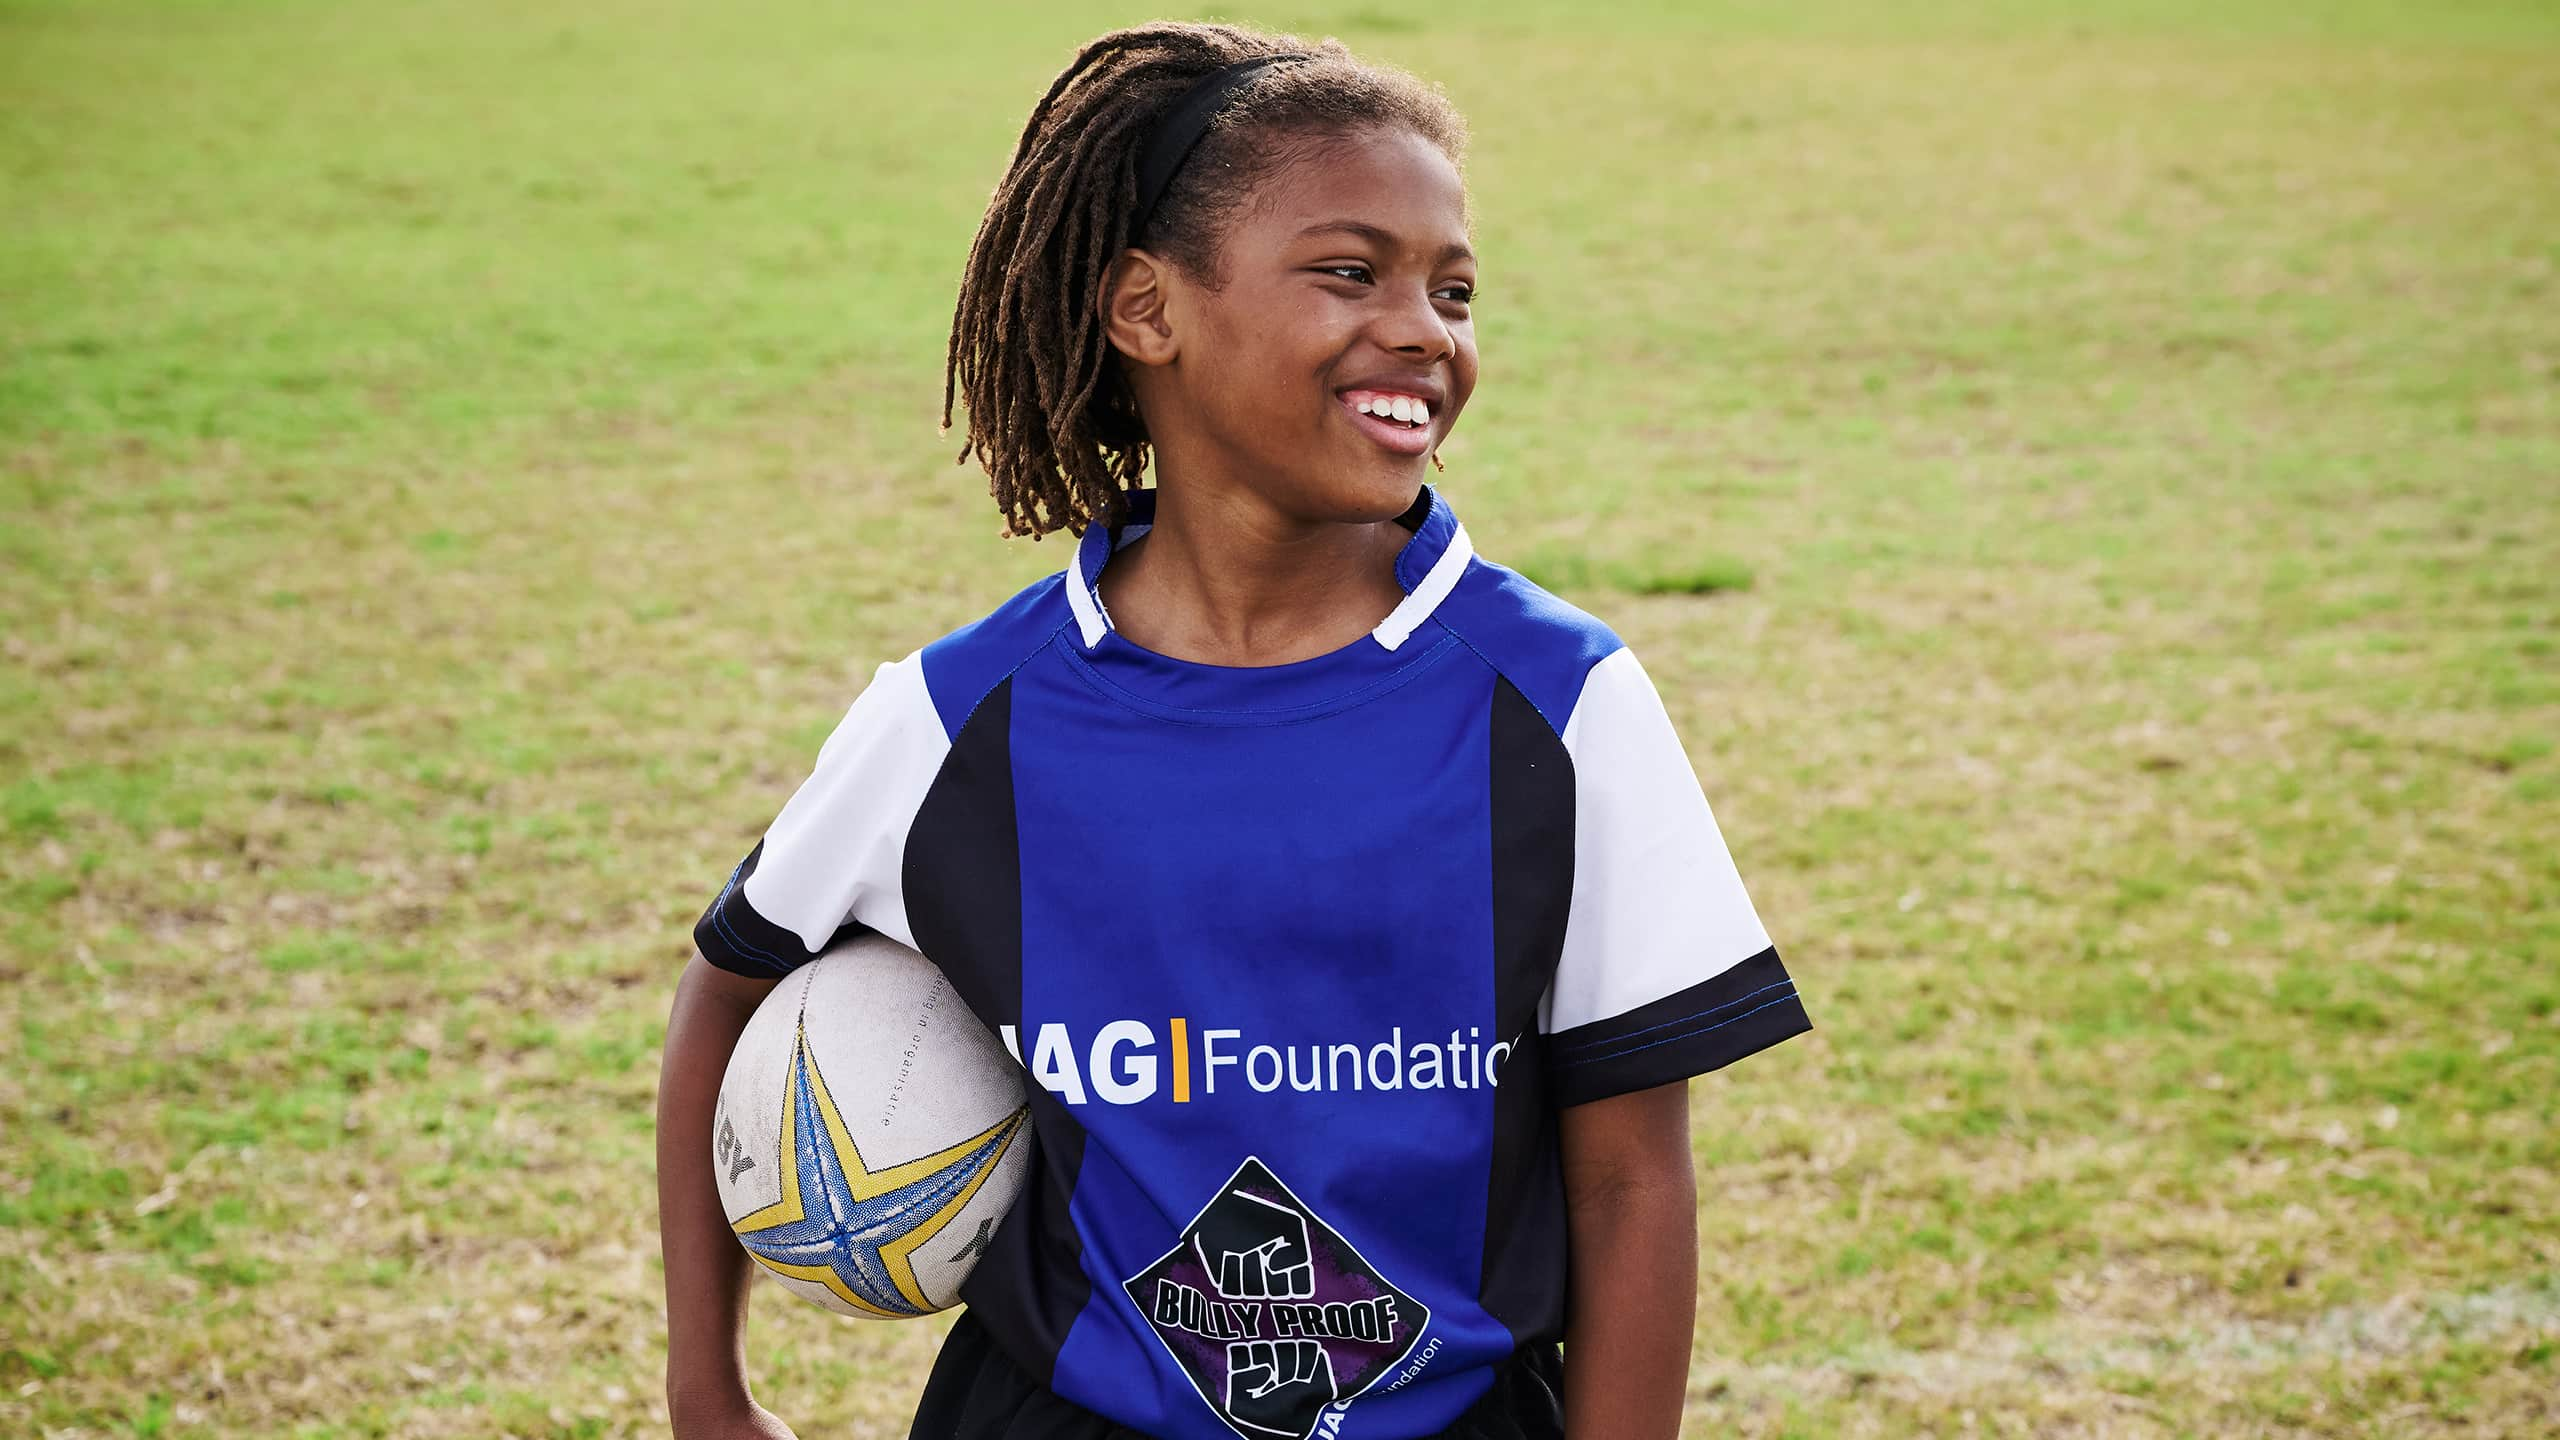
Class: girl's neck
1094,482,1413,667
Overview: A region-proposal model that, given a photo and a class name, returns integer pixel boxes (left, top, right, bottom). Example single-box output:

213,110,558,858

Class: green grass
3,0,2555,1436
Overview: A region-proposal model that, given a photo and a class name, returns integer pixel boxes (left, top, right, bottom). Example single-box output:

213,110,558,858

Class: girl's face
1123,123,1479,522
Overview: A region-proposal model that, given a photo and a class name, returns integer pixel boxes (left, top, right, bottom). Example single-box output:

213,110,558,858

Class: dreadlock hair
941,22,1471,541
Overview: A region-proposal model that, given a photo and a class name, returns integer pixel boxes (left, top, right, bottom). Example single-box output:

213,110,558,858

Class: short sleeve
691,648,950,978
1539,645,1811,1106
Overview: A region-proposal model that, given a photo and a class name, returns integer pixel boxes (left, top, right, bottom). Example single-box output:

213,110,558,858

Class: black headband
1131,52,1316,235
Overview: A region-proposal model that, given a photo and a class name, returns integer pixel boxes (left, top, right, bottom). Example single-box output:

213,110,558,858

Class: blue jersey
695,482,1812,1440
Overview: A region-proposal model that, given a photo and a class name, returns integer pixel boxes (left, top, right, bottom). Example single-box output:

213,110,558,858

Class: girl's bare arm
1558,1078,1698,1439
658,949,794,1436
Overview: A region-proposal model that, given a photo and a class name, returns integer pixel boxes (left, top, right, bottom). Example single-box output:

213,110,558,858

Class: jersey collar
1064,483,1474,652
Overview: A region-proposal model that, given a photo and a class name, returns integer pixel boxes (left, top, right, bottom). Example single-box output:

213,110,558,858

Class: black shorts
909,1308,1566,1440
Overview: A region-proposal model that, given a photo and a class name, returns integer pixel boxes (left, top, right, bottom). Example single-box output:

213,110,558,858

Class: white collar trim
1062,519,1472,653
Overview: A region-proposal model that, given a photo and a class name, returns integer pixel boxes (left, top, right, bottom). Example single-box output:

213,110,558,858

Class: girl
658,21,1812,1440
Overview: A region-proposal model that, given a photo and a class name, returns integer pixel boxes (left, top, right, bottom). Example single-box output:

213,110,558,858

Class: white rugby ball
712,932,1030,1318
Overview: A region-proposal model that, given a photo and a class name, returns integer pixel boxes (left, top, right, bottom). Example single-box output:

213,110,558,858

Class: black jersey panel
903,674,1025,1080
904,676,1096,1380
1546,946,1810,1108
1479,675,1575,1343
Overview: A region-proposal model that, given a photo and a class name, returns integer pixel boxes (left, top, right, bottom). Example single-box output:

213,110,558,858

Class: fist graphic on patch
1227,1339,1336,1432
1193,1189,1315,1299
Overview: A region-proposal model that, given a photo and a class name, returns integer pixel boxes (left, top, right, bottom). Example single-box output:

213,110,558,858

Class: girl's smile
1341,384,1443,450
1336,382,1443,457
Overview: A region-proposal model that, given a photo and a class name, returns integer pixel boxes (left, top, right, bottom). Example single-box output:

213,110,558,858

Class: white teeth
1352,394,1430,427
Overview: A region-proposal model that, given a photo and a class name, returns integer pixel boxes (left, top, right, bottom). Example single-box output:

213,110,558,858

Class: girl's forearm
1559,1108,1699,1440
1560,1177,1697,1437
657,954,770,1422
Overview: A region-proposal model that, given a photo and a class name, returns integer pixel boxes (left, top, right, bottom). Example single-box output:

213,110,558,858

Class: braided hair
941,22,1470,541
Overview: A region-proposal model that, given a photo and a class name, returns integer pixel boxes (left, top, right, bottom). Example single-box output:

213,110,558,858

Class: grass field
3,0,2554,1435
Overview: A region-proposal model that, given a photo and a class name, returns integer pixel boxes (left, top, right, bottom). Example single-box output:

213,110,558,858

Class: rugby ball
712,932,1030,1318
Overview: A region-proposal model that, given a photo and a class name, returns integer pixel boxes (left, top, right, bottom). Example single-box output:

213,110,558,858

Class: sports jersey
693,481,1813,1440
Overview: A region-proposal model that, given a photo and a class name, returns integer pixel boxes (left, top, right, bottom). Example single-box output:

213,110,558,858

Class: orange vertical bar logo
1170,1017,1191,1102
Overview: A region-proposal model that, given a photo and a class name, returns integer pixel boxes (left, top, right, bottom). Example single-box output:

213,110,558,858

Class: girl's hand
670,1395,799,1440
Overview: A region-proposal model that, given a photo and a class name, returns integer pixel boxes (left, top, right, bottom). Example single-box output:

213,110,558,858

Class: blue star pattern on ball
731,1026,1026,1316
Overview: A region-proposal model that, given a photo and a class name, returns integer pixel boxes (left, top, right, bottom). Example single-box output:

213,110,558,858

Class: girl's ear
1099,248,1181,368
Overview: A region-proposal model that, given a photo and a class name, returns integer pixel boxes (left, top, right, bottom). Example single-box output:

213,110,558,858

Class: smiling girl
659,21,1812,1440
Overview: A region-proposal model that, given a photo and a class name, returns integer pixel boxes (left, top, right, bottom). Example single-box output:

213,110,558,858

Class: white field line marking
1689,1274,2560,1401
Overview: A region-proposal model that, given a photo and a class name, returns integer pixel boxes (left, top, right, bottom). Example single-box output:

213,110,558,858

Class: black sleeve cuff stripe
1549,990,1810,1107
1545,947,1812,1106
692,840,812,978
1552,979,1800,1068
1549,945,1794,1061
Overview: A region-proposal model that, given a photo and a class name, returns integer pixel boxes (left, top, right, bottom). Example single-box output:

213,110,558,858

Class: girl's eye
1319,266,1475,306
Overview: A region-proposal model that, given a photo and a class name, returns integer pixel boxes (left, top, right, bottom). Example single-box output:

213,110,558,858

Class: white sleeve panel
697,648,950,974
1539,644,1774,1035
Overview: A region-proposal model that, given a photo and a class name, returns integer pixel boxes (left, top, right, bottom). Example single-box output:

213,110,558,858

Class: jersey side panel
1421,555,1621,1344
905,576,1096,1379
1478,674,1575,1346
903,672,1104,1382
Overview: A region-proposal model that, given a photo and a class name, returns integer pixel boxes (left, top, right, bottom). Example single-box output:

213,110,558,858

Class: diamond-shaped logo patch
1123,1157,1429,1440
